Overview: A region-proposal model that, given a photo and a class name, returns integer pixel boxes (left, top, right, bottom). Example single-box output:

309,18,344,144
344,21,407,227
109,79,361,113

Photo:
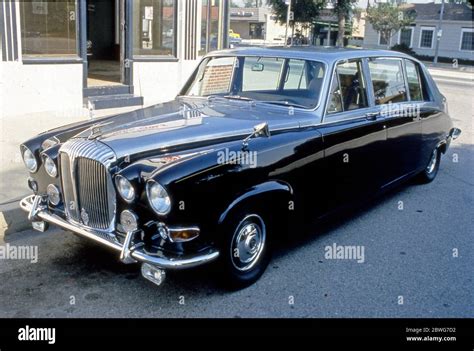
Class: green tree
266,0,325,40
334,0,357,47
244,0,263,7
366,3,416,48
266,0,324,24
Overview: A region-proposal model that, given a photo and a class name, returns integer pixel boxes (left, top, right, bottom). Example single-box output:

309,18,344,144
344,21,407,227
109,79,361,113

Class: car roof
208,46,414,63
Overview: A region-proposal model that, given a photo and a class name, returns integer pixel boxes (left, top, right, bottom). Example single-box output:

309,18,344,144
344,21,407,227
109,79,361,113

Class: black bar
0,318,472,349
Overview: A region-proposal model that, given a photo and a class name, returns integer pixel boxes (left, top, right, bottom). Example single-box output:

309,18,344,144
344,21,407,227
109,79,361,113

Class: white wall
363,21,474,61
0,62,84,118
133,59,200,106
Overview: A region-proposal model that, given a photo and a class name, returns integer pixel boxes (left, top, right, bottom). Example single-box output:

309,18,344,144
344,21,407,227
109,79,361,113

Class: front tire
418,147,441,183
218,212,272,290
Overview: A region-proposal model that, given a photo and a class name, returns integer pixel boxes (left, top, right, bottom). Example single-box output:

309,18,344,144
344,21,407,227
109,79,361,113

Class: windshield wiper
256,100,308,109
207,95,255,103
224,95,255,101
207,95,308,109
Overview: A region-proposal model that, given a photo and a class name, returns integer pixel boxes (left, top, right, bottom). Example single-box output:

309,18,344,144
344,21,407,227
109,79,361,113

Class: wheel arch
217,180,294,229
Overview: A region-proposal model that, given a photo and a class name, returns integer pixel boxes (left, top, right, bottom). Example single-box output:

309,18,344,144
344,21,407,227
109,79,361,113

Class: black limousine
20,47,461,289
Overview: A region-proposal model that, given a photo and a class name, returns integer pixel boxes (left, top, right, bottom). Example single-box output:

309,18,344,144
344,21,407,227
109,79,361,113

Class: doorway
86,0,124,87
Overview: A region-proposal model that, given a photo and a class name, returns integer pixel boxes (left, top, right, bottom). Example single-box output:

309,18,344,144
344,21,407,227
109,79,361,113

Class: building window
132,0,176,57
419,27,434,49
399,27,413,47
249,23,264,40
460,28,474,51
199,0,224,55
20,0,78,57
378,30,390,46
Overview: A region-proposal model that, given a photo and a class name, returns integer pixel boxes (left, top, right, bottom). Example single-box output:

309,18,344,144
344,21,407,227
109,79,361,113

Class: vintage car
20,47,461,289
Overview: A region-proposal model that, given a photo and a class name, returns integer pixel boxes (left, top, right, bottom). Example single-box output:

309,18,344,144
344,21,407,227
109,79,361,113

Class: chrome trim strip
20,195,220,270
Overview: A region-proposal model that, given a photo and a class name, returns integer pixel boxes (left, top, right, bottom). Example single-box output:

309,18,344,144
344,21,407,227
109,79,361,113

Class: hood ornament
86,121,113,140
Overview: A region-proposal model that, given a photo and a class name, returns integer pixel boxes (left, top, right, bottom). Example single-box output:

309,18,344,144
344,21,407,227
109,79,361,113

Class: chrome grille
59,138,116,231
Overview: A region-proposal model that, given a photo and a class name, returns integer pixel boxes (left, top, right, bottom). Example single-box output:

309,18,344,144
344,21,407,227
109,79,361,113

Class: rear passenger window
368,58,407,105
326,59,368,115
405,60,424,101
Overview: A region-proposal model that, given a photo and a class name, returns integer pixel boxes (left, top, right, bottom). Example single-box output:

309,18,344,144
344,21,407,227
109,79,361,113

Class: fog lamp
47,184,61,206
120,210,138,233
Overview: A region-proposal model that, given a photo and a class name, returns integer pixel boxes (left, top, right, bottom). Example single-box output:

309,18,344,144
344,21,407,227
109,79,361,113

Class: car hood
74,98,307,159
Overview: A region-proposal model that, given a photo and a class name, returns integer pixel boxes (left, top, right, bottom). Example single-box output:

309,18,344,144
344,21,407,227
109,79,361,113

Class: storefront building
0,0,229,116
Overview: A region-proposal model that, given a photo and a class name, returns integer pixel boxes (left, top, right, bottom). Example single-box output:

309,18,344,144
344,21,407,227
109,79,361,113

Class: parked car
229,29,241,39
20,47,460,289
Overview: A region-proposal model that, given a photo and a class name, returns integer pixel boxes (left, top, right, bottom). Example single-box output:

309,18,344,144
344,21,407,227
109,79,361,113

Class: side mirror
254,122,271,138
242,122,271,149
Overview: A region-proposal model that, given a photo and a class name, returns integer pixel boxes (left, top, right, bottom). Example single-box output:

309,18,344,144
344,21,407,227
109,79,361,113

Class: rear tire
417,147,441,183
217,211,272,290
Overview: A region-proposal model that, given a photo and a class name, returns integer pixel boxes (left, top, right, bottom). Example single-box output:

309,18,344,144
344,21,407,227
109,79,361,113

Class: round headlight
120,210,138,233
47,184,61,206
22,148,38,172
115,175,135,202
147,181,171,215
44,156,58,178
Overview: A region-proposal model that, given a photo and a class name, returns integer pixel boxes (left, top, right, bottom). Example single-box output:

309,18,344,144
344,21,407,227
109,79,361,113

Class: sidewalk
426,63,474,82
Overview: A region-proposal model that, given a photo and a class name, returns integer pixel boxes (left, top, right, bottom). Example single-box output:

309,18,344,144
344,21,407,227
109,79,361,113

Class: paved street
0,74,472,318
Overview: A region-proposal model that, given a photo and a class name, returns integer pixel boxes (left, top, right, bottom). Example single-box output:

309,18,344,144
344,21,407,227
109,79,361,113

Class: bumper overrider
20,195,219,286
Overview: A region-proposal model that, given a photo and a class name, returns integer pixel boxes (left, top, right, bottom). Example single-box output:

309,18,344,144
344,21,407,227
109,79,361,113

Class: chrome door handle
365,112,379,121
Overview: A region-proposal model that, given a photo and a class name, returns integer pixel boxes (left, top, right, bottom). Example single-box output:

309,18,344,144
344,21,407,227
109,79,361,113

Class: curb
0,196,30,240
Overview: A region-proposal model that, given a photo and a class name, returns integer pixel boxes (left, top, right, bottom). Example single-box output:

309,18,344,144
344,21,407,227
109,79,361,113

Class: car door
317,58,387,213
366,57,423,187
404,59,444,172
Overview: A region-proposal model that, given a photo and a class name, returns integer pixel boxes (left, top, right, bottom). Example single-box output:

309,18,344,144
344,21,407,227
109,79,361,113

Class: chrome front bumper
20,195,219,270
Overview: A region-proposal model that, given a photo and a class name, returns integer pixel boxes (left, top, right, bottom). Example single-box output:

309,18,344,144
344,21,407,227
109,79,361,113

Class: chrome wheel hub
231,215,266,271
426,149,438,174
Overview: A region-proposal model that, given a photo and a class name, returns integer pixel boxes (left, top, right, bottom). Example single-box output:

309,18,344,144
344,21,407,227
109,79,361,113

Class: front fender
217,180,293,226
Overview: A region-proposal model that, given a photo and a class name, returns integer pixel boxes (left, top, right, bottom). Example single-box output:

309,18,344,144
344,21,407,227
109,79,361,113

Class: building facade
363,3,474,62
0,0,229,117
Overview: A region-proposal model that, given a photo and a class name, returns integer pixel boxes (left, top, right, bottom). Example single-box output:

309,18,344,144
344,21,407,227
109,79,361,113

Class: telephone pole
434,0,445,64
285,0,292,47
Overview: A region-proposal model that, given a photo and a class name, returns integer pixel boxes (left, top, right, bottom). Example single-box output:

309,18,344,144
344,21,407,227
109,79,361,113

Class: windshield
182,55,326,109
